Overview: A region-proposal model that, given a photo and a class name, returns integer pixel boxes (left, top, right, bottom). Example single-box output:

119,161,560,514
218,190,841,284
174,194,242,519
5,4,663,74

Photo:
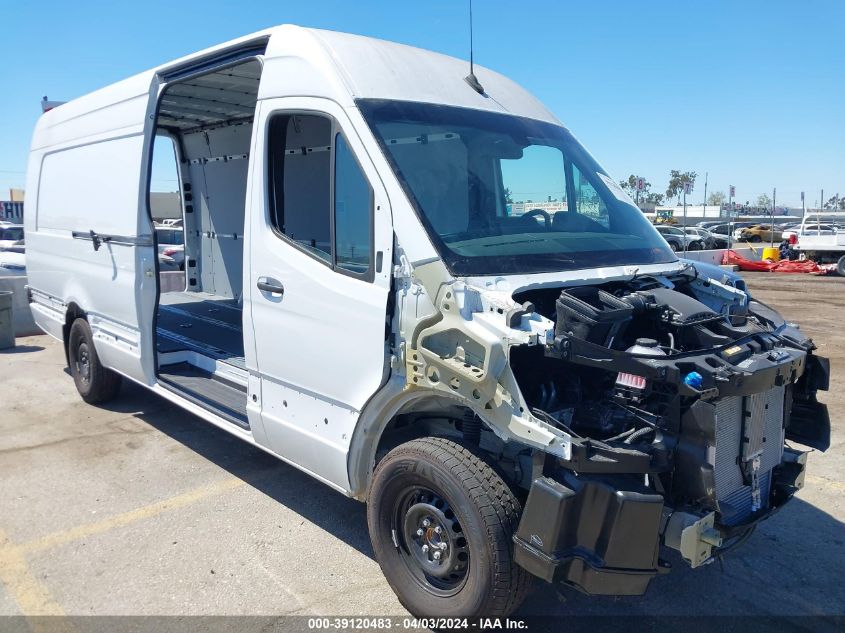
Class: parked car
683,226,718,249
705,223,733,247
159,244,185,271
0,245,26,277
0,224,24,248
23,25,830,617
155,226,184,270
655,224,705,251
735,224,783,243
695,220,723,229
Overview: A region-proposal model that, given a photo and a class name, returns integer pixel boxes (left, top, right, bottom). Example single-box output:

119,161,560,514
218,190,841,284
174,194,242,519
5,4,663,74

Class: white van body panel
25,24,586,496
26,77,160,384
245,97,394,490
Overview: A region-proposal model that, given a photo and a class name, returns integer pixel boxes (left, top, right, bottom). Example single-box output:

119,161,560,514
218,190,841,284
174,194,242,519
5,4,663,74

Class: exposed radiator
713,385,786,525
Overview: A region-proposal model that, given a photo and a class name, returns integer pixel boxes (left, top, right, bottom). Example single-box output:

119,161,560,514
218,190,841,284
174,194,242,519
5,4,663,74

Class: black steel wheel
367,437,530,617
68,318,122,404
395,486,470,596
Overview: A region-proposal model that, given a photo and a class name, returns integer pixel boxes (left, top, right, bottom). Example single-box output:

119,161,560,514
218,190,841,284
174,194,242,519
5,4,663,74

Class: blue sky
2,0,843,208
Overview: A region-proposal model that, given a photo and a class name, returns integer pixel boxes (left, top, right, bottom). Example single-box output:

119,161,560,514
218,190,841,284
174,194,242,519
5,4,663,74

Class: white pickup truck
792,212,845,275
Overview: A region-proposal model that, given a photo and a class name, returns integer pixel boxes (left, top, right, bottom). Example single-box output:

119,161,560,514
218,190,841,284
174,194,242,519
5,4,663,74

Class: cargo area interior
150,58,345,426
151,58,262,426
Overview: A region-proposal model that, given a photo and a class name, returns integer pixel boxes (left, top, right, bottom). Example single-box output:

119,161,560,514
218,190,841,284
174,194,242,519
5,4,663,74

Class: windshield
358,100,676,275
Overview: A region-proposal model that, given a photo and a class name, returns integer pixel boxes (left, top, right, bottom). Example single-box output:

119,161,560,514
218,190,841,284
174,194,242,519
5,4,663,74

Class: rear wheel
367,437,530,617
688,241,702,251
68,318,122,404
837,255,845,277
750,235,762,243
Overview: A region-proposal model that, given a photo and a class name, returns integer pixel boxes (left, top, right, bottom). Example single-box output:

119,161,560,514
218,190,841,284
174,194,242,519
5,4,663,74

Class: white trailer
25,25,828,617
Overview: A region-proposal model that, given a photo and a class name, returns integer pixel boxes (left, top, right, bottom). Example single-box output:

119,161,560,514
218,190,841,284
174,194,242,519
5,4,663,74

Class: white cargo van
26,26,829,617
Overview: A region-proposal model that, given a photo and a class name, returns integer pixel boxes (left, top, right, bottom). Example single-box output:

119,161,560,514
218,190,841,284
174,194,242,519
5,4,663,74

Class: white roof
33,25,561,150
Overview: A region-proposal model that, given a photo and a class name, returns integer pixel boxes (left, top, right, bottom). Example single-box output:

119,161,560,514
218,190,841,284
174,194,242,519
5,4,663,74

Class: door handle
257,277,284,295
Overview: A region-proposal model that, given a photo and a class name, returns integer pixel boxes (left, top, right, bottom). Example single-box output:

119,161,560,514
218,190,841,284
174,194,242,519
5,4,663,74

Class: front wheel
68,318,122,404
367,437,530,617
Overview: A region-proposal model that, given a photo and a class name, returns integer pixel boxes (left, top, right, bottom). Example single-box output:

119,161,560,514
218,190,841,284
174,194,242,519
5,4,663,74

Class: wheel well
368,397,522,498
62,303,86,365
373,398,468,466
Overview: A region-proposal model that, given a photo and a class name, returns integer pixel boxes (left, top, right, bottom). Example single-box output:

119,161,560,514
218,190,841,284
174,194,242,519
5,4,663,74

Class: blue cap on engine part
684,371,704,389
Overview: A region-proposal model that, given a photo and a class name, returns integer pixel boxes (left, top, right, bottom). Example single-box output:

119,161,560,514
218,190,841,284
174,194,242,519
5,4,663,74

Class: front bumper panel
514,444,809,595
513,474,664,595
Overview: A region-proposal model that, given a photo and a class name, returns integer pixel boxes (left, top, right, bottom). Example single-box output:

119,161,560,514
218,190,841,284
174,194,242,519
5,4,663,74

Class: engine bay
509,265,827,493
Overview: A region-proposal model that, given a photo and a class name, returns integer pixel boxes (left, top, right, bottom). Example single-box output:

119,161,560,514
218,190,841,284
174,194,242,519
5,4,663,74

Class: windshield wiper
480,237,549,248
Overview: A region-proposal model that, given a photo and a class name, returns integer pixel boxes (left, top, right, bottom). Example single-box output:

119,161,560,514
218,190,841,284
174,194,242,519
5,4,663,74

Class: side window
571,163,609,228
268,114,373,277
500,145,566,221
268,114,332,263
334,134,372,274
149,135,182,224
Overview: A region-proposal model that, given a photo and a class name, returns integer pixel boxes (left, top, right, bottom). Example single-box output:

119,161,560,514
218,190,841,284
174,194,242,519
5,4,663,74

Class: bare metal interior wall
181,122,252,300
155,58,262,301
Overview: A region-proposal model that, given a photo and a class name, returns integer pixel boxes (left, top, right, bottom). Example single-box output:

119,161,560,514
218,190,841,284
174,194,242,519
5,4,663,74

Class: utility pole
771,188,776,248
727,185,735,251
703,172,708,216
682,180,692,255
683,187,687,255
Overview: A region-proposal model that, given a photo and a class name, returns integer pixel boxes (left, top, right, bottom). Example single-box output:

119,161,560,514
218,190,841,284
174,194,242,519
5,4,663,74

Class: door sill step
157,362,249,429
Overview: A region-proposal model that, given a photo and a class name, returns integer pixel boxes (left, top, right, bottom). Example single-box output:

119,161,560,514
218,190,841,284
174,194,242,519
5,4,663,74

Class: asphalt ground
0,272,842,629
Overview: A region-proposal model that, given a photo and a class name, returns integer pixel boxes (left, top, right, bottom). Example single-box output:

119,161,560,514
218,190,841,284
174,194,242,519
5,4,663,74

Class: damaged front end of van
358,98,830,601
397,256,829,596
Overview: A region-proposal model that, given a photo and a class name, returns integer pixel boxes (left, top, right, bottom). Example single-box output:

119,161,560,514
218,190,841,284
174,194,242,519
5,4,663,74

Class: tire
688,241,702,251
367,437,530,618
669,241,679,252
68,318,122,404
750,235,762,243
837,255,845,277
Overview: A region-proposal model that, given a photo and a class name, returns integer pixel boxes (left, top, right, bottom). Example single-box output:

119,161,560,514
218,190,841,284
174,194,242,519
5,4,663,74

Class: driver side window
500,145,567,224
571,163,610,229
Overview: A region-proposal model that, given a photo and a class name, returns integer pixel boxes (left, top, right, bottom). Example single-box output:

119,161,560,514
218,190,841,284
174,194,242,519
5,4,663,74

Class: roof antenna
464,0,485,95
